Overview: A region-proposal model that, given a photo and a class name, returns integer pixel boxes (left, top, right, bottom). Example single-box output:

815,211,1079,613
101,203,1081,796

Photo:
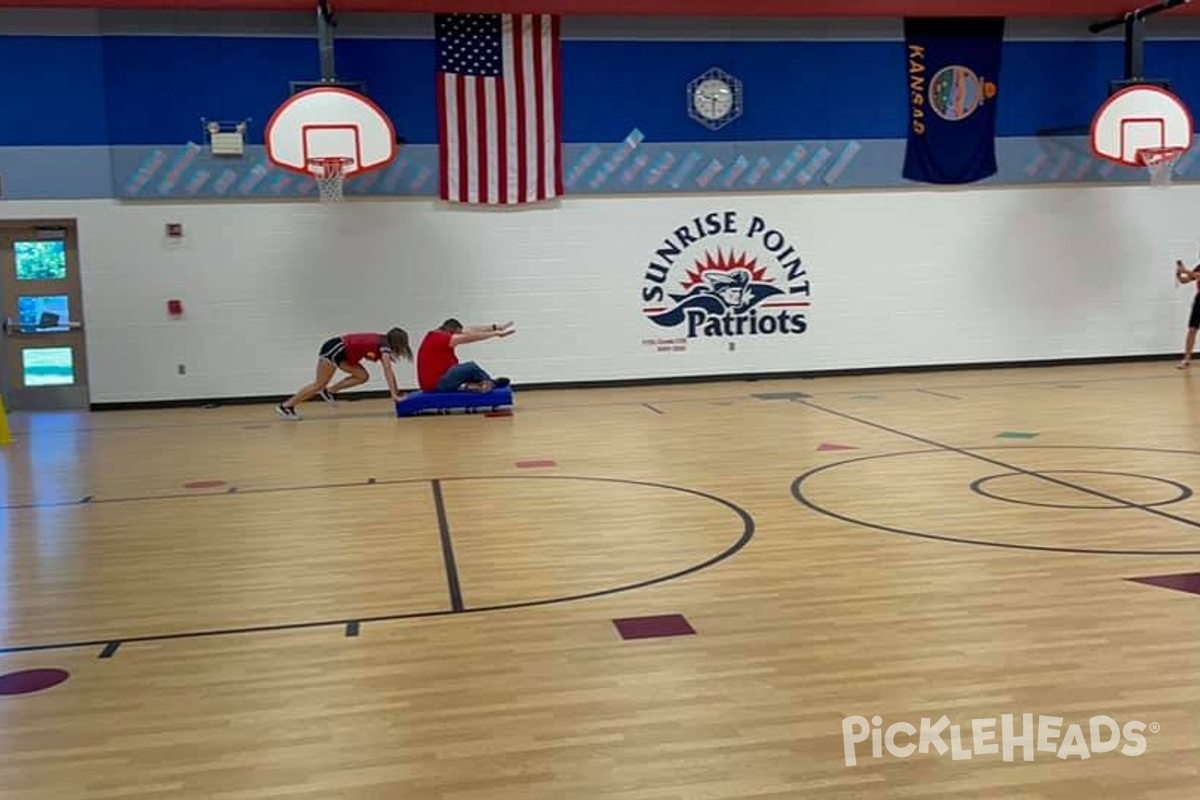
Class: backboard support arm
1088,0,1190,81
317,0,337,83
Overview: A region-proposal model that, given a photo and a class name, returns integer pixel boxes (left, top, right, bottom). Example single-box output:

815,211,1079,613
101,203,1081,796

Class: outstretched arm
449,326,515,347
1177,260,1199,283
463,321,514,333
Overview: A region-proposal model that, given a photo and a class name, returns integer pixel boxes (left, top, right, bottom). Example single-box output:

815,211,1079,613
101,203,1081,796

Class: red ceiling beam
0,0,1197,16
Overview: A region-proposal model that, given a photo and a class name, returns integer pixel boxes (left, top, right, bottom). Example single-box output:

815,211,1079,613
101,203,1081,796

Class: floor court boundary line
916,388,961,400
6,366,1183,439
4,394,748,438
791,446,1200,556
0,476,755,657
794,399,1200,531
431,479,465,612
2,472,743,512
2,477,404,511
792,372,1181,400
6,408,422,437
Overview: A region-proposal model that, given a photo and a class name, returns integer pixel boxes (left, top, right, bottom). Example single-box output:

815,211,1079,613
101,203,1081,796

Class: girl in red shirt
276,328,412,420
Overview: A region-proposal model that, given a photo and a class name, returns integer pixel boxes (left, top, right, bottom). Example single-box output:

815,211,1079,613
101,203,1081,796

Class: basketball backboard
1090,83,1193,166
264,86,397,178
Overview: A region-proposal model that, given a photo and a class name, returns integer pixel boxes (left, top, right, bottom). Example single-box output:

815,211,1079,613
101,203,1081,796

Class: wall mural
106,135,1188,201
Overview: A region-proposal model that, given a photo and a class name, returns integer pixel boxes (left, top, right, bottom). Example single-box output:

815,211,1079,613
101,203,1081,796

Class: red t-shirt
417,330,457,391
341,332,388,365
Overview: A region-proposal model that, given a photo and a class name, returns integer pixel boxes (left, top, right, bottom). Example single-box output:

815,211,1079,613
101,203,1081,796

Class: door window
21,347,75,387
14,239,67,282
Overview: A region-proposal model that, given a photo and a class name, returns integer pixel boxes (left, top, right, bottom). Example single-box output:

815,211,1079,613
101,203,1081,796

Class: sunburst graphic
679,249,772,290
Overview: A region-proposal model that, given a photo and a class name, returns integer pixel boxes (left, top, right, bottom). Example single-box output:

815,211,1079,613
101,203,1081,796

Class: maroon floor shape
516,459,556,468
1129,572,1200,595
613,614,696,640
0,668,69,696
183,480,227,490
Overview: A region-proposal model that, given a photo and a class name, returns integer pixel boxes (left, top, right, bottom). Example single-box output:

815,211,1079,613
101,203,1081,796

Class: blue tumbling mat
395,386,514,417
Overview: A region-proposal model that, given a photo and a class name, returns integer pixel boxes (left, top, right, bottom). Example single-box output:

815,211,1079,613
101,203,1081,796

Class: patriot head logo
640,211,811,339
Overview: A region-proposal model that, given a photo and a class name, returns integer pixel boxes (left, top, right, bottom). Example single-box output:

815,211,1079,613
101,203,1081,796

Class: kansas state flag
902,17,1005,185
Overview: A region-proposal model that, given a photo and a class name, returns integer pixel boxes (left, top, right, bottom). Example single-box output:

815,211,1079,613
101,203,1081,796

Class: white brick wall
3,184,1193,404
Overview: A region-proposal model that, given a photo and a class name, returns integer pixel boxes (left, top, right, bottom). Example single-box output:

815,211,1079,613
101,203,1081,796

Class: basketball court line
968,468,1193,510
2,394,751,437
431,479,465,612
794,398,1200,532
2,476,384,511
3,366,1182,439
0,475,755,656
792,446,1200,556
801,367,1182,398
915,388,961,400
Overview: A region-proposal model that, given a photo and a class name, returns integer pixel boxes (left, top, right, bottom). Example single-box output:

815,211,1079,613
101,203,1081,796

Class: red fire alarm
165,223,183,238
167,299,183,317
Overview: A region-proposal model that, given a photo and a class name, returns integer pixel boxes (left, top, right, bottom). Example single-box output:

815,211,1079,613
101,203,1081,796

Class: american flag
435,13,563,205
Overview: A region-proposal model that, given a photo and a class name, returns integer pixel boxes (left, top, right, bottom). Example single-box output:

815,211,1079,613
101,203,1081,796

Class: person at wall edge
1175,254,1200,369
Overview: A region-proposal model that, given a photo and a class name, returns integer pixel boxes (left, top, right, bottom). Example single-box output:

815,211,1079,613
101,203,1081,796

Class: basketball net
1136,146,1185,188
308,157,353,202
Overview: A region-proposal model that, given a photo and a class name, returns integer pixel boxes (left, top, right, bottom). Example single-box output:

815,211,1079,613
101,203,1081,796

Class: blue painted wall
0,36,110,146
1,31,1197,198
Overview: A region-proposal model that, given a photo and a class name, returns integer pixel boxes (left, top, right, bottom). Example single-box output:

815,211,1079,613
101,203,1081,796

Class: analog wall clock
688,67,743,131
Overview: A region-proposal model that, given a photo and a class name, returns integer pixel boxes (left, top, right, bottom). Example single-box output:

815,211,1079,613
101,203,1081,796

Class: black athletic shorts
1190,295,1200,330
319,336,348,365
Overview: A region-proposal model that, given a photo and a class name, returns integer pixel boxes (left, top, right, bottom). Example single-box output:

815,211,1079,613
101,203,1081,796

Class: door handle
1,317,82,335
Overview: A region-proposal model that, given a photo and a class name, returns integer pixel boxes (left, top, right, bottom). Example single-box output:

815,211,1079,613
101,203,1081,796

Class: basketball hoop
264,86,397,200
308,156,353,202
1089,84,1193,188
1136,146,1185,188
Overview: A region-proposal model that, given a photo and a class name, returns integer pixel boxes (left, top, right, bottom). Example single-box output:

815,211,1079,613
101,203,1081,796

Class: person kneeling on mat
417,318,513,393
277,328,413,420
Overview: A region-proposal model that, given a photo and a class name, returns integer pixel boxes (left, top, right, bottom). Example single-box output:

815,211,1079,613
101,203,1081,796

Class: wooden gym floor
2,361,1200,799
